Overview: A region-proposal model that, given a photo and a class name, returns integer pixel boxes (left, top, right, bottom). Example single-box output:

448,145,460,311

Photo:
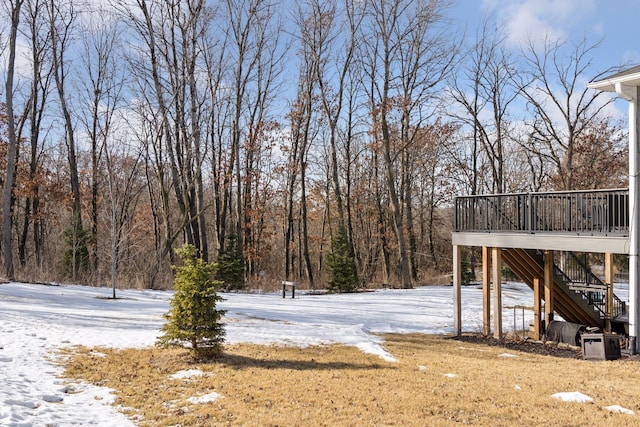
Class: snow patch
604,405,635,415
551,392,594,403
457,346,487,352
42,394,64,403
170,369,205,380
498,353,517,358
187,392,222,404
4,399,40,409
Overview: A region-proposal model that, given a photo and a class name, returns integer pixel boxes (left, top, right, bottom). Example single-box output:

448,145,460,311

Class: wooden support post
482,247,491,336
544,250,554,329
605,253,614,333
492,247,502,340
453,245,462,336
533,277,541,340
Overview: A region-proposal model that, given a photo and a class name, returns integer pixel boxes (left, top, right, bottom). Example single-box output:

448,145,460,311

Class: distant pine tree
62,213,90,279
326,224,358,293
157,244,225,357
215,233,245,291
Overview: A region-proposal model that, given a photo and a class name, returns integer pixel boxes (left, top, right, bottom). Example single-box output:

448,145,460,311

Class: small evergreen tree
157,244,225,356
326,224,358,293
461,259,475,285
215,233,245,291
62,214,90,280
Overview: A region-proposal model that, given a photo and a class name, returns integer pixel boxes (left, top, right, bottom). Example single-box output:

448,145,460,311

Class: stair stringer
502,248,603,328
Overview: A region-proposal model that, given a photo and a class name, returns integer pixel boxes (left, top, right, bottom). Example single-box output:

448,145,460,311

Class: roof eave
588,72,640,92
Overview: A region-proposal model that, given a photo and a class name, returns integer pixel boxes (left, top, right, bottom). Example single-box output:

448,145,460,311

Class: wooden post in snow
482,246,491,336
533,277,542,340
605,253,614,332
544,250,554,329
492,247,502,340
453,245,462,336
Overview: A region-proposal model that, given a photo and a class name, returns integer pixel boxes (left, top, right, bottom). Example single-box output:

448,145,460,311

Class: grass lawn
62,334,640,426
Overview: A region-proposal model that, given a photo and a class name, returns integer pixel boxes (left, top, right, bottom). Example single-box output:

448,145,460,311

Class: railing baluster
454,188,629,236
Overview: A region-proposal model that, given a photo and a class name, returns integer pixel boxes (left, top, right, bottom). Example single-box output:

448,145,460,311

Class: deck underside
452,232,628,254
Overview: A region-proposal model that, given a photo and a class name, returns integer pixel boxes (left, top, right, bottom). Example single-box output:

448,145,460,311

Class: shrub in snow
157,244,226,356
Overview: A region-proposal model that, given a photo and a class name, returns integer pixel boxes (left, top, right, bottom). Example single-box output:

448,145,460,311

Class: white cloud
591,21,605,38
622,49,640,66
0,36,31,78
495,0,596,48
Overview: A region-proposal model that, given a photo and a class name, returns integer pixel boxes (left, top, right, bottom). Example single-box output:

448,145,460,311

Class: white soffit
588,64,640,92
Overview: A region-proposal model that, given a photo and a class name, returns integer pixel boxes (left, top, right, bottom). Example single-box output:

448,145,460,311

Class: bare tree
47,0,91,280
562,117,627,190
103,136,145,298
449,19,519,194
77,7,125,280
285,42,317,285
202,25,230,259
237,4,285,278
122,0,212,269
515,37,615,191
360,0,410,288
413,121,457,270
17,0,54,270
359,0,456,288
222,0,282,276
2,0,25,279
302,0,362,229
133,101,177,287
297,0,365,284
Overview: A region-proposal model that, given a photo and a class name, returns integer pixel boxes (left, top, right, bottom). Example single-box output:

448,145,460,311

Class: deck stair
557,251,626,320
502,248,626,328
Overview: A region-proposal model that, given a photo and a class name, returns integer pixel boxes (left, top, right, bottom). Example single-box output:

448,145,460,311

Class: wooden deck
451,188,629,340
453,188,629,253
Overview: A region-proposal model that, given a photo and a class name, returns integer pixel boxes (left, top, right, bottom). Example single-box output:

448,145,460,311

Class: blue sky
448,0,640,76
445,0,640,120
5,0,638,122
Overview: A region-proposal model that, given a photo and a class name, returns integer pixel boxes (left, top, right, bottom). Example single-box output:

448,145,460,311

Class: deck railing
455,188,629,236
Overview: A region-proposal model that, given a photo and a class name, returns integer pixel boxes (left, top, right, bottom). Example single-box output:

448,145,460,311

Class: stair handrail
554,251,626,318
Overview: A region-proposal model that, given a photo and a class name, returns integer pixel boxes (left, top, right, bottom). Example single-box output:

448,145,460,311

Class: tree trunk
2,0,21,278
403,149,418,281
49,0,85,280
373,151,391,285
383,148,412,288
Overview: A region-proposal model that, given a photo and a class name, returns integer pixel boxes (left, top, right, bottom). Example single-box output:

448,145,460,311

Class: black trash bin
581,333,621,361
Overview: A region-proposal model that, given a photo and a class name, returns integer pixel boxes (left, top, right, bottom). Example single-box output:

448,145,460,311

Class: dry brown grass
61,334,640,426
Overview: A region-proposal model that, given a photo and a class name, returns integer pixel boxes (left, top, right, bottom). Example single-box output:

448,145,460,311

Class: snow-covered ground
0,281,625,425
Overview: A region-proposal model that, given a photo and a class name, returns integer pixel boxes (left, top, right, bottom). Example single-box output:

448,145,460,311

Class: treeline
0,0,628,290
